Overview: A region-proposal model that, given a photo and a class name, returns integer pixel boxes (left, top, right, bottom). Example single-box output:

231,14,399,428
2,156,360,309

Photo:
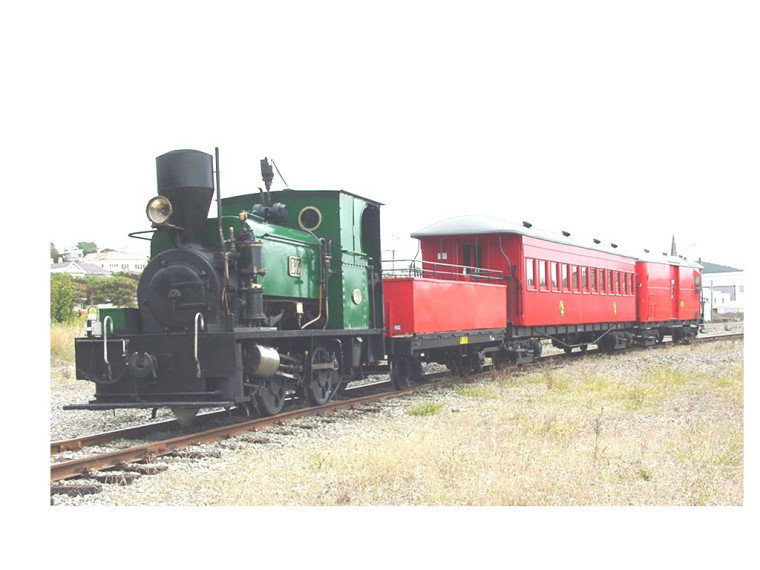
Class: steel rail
50,410,234,455
50,382,444,482
50,382,393,457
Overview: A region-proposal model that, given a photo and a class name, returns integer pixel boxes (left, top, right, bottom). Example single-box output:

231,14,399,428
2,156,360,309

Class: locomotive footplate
71,331,240,409
63,398,237,411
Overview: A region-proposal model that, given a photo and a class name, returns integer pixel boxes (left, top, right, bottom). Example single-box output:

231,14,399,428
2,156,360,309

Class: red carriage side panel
636,260,676,322
383,277,507,336
519,236,637,327
637,259,703,323
678,265,703,321
418,232,519,280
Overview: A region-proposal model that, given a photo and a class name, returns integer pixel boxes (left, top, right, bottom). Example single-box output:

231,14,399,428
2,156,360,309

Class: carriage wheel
465,352,485,375
303,346,339,406
492,353,510,370
390,356,423,390
255,377,287,416
445,359,463,377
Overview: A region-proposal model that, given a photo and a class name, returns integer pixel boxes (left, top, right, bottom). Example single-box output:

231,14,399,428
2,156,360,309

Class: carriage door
670,265,679,318
461,239,481,278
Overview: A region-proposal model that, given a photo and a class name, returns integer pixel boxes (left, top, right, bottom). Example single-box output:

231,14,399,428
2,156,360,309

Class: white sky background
9,0,754,269
8,0,757,563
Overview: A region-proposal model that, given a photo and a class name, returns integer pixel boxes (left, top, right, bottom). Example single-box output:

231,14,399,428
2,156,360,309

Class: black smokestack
156,149,214,242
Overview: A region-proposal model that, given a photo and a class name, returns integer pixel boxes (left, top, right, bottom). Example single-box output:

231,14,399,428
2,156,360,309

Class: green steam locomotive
69,149,385,423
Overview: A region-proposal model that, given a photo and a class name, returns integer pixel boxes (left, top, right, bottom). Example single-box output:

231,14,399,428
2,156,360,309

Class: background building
49,261,111,277
82,250,149,274
701,262,744,321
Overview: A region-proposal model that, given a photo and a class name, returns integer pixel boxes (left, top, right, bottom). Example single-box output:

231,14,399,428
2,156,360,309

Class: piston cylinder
248,344,280,377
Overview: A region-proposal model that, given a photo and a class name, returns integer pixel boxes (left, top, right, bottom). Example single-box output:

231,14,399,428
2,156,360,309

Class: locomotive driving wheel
303,346,339,406
254,377,287,416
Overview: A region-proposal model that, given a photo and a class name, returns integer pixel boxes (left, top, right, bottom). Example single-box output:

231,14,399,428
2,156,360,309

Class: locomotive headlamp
146,196,173,226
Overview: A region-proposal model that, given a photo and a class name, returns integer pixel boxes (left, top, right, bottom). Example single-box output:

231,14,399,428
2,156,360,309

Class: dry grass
50,322,79,364
105,339,743,507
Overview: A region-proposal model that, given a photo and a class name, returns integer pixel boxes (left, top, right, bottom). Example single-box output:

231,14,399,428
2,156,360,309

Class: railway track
50,332,742,492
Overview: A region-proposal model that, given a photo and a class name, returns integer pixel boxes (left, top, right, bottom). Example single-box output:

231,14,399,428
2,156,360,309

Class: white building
82,250,149,274
50,261,111,277
701,263,744,321
61,247,84,260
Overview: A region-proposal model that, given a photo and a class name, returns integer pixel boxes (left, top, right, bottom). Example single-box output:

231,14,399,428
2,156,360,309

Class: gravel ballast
50,323,743,507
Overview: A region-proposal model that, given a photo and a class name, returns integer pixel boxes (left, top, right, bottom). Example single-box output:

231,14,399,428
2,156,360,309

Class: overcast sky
9,1,753,269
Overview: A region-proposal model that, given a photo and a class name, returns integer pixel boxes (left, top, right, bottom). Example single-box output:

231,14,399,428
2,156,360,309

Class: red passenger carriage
382,215,703,386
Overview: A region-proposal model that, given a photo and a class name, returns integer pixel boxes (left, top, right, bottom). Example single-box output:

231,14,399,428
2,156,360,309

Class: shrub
50,274,77,323
91,276,138,307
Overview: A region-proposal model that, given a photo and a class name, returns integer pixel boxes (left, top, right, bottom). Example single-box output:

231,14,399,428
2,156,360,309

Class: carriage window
600,270,607,293
539,261,547,289
572,266,579,291
526,258,535,288
550,262,558,290
562,264,569,290
629,274,634,295
591,268,597,292
581,267,588,292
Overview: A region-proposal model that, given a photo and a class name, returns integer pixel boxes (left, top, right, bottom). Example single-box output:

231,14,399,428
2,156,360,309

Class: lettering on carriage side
288,256,302,277
559,300,565,317
460,336,469,345
613,301,617,316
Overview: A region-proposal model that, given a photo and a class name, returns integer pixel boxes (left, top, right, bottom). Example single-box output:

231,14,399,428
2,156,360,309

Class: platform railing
381,258,506,283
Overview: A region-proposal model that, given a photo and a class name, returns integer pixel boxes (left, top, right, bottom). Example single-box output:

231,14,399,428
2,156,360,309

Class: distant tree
91,276,138,307
76,241,98,255
51,274,77,323
50,242,60,263
75,277,97,306
72,279,89,306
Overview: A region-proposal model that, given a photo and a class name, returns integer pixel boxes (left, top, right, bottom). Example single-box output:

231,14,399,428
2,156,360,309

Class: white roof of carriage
411,215,701,268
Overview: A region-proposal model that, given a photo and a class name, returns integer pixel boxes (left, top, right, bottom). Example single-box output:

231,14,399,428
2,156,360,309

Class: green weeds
409,402,444,416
